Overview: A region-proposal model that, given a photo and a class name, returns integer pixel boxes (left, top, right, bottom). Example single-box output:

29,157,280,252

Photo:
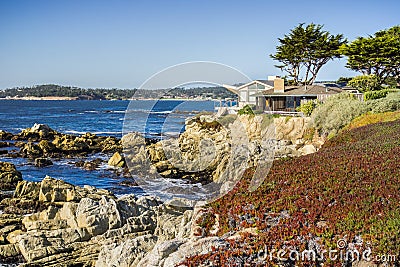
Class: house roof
236,80,274,90
255,80,275,87
253,85,344,97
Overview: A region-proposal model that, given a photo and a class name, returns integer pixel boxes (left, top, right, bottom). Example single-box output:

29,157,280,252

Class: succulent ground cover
181,118,400,266
345,111,400,130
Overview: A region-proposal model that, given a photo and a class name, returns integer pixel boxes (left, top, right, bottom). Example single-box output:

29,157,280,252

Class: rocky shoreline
0,114,325,266
0,167,197,266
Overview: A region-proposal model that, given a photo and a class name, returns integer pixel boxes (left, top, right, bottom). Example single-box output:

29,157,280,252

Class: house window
286,96,295,108
275,97,285,109
240,91,247,102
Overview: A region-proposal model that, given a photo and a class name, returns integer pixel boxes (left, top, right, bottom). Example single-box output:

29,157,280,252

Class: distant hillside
0,84,236,100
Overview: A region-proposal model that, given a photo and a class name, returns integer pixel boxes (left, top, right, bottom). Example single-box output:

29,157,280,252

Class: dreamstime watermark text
253,239,396,263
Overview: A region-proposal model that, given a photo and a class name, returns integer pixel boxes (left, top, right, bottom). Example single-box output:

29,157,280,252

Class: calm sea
0,100,216,195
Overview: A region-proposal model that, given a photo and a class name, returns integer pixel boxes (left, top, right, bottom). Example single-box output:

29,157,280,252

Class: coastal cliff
0,115,323,266
122,114,324,184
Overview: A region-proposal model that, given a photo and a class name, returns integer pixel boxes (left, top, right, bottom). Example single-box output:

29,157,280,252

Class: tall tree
341,25,400,85
271,23,346,85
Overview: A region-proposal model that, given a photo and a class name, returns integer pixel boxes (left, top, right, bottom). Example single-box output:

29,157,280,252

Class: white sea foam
162,131,180,137
150,110,173,114
65,130,121,135
65,130,86,134
93,131,121,135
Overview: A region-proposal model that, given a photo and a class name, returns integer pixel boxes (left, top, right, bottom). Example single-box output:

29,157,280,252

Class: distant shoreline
0,96,220,101
0,96,79,100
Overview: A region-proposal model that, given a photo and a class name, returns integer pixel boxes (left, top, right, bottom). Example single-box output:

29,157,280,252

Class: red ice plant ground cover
181,119,400,266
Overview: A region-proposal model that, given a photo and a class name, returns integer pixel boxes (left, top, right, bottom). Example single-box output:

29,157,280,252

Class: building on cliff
223,77,362,114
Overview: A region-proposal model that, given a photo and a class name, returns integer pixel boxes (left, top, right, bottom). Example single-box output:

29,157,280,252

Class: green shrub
364,89,400,101
348,74,381,92
237,105,255,115
311,93,368,136
367,92,400,113
295,99,320,116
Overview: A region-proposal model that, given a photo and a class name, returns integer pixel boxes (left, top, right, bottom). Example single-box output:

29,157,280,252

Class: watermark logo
122,61,275,206
251,239,396,264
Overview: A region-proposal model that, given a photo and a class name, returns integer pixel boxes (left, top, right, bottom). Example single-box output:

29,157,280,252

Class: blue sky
0,0,399,89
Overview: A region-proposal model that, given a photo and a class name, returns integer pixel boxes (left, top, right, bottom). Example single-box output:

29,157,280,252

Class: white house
223,76,280,108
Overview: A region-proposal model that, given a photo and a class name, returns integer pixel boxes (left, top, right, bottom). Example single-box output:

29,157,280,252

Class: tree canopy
270,23,346,85
348,74,381,92
0,84,236,100
341,25,400,84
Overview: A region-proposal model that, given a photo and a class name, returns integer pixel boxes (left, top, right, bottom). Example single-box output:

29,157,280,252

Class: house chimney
274,78,285,93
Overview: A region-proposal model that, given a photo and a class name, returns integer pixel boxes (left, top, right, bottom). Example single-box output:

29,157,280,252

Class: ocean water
0,100,216,195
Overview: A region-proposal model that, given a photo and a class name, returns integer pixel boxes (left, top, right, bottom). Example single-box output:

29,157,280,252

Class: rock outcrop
122,114,324,184
0,130,14,141
0,166,232,267
12,123,60,141
0,172,211,266
0,124,122,160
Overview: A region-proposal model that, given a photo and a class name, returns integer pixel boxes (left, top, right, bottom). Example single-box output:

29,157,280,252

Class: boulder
0,162,23,190
38,176,115,203
37,140,57,154
108,152,125,167
95,234,157,267
13,180,41,200
0,130,14,140
137,237,222,267
0,243,21,260
30,123,52,136
99,136,121,153
274,117,312,143
34,157,53,167
14,124,59,141
121,132,146,155
298,144,317,155
20,142,43,158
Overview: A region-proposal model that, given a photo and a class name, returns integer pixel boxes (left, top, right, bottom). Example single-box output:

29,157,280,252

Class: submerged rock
0,142,10,148
75,158,103,171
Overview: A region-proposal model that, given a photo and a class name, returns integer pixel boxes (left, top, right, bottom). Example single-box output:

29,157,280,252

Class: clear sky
0,0,399,89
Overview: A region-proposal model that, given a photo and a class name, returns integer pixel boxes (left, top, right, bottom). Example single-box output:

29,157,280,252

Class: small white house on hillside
223,76,280,108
